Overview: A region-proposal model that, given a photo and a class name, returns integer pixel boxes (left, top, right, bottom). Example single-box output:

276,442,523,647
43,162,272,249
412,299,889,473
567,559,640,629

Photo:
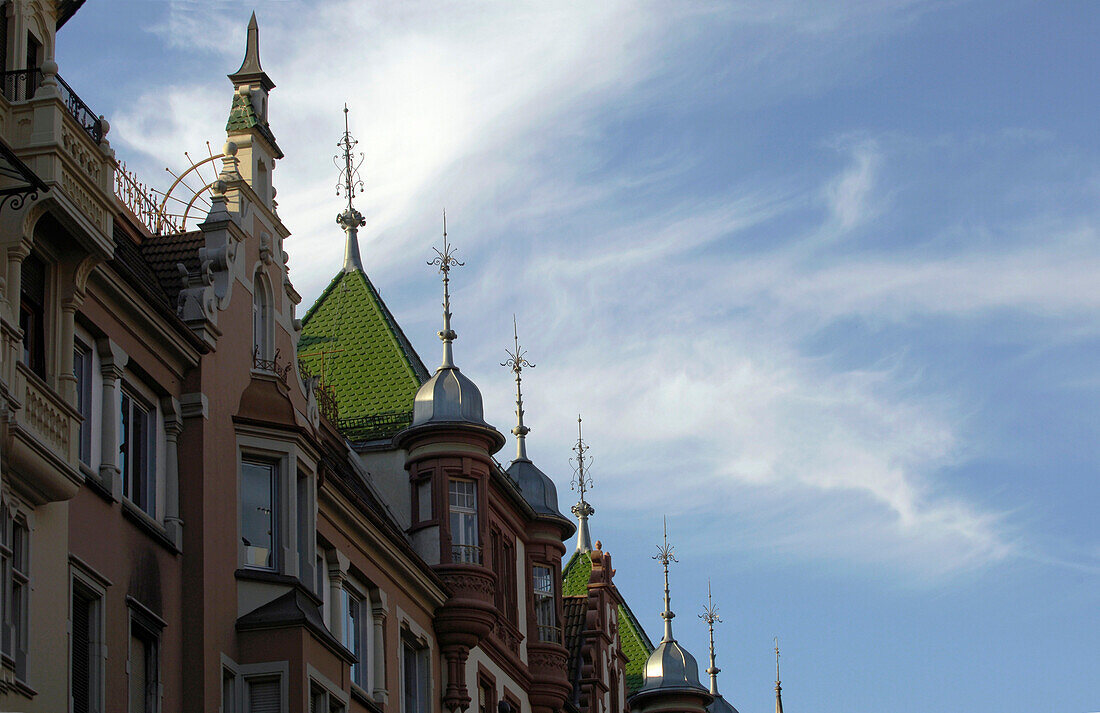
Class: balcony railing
451,544,482,565
0,68,103,144
337,410,413,443
114,161,179,236
536,624,563,644
253,348,293,385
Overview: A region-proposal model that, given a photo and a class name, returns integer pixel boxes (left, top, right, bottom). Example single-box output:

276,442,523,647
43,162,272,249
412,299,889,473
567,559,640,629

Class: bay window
448,480,478,564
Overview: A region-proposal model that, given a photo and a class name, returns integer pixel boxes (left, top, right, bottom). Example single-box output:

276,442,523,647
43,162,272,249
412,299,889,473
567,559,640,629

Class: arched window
252,271,271,362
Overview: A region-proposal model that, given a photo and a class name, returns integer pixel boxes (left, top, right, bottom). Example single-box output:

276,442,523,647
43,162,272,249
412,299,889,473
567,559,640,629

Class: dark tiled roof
140,230,205,306
110,223,171,309
236,588,352,662
563,595,587,691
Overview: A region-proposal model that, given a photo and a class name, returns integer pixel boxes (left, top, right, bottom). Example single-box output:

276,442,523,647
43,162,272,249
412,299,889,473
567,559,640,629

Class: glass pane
417,481,431,522
241,461,276,569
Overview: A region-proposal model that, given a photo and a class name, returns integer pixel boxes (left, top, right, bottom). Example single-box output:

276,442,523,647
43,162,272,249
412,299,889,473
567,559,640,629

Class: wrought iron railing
55,74,103,144
536,624,562,644
253,348,293,385
0,69,103,145
315,383,339,423
114,160,179,236
337,410,413,443
451,544,482,565
0,68,40,102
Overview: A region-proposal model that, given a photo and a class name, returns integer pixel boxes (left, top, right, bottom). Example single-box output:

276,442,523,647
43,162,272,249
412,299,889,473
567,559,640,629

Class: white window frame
127,599,164,713
70,561,109,713
341,579,373,692
308,664,349,713
74,338,94,466
532,565,556,642
119,379,162,520
448,479,478,564
240,458,279,572
235,660,288,713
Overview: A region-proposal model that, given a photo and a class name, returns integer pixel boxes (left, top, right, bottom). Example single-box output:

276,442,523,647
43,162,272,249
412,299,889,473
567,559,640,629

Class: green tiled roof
298,269,429,431
226,92,259,132
562,550,655,695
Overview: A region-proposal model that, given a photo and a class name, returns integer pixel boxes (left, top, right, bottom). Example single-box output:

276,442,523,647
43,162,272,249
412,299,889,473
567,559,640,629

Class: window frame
70,564,108,713
127,603,163,713
19,250,48,380
120,385,157,517
341,584,366,689
447,479,479,564
73,339,94,466
240,458,279,572
401,634,429,713
532,564,558,643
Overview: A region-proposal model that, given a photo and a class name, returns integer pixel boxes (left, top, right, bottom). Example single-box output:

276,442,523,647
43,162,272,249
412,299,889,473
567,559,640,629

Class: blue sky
58,2,1097,711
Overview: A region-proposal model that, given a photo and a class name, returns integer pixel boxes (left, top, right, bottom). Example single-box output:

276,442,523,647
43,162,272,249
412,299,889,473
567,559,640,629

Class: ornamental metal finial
428,212,464,369
774,637,784,713
654,516,678,643
335,104,366,272
501,315,535,461
570,415,595,552
700,580,722,696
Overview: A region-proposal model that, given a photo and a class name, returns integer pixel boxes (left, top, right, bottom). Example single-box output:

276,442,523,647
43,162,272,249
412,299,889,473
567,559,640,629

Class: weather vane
502,316,535,460
570,415,594,519
334,103,366,217
428,212,464,367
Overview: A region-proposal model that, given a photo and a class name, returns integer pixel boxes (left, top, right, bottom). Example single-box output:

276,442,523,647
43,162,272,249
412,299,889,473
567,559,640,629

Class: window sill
121,500,179,555
234,568,323,607
351,683,383,713
81,462,114,503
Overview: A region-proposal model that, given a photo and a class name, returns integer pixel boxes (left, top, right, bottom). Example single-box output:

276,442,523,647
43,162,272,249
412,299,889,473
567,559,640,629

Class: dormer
225,12,283,211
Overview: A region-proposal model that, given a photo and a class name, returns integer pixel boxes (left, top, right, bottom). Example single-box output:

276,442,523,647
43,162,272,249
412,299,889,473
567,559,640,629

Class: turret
394,223,504,713
628,520,713,713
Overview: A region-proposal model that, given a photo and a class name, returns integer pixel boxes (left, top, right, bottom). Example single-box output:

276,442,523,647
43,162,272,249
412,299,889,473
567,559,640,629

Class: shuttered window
71,588,94,713
248,677,281,713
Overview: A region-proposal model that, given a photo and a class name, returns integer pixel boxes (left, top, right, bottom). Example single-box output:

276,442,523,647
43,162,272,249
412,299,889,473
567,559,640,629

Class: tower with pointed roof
700,584,741,713
628,522,713,713
298,109,430,443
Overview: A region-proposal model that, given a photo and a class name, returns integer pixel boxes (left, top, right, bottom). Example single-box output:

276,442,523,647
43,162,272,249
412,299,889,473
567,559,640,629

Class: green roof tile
562,550,655,695
298,270,429,430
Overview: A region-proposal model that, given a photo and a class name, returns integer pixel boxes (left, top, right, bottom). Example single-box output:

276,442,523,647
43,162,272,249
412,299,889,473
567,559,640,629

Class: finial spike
335,104,366,271
700,580,722,696
230,11,268,82
501,315,535,461
570,415,595,552
774,637,783,713
653,516,678,643
428,216,463,370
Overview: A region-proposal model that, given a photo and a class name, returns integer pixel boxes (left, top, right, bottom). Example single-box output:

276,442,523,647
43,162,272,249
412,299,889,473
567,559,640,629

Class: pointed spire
653,517,679,643
570,416,595,552
335,104,366,272
228,12,274,91
774,637,784,713
501,316,535,461
700,581,722,696
428,213,463,370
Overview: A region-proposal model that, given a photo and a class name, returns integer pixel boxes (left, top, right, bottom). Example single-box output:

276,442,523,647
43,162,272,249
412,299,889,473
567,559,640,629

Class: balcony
6,361,82,505
451,544,482,565
1,68,103,144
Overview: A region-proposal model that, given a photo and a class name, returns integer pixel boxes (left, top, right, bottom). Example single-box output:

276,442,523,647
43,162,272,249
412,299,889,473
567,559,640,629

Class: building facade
0,6,772,713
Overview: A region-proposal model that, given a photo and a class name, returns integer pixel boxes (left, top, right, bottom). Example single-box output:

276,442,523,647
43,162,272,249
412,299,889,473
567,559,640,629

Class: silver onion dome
506,458,571,524
636,638,709,696
708,694,741,713
411,365,491,427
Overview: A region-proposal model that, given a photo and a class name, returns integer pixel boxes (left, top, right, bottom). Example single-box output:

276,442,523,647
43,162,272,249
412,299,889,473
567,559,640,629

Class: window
252,273,271,362
1,511,29,680
129,622,159,713
533,565,558,643
416,480,431,523
72,579,104,713
74,341,93,465
247,676,281,713
241,460,277,569
310,682,346,713
402,638,428,713
222,668,237,713
478,678,496,713
20,252,46,379
341,587,365,688
448,480,478,563
491,531,516,624
120,389,156,515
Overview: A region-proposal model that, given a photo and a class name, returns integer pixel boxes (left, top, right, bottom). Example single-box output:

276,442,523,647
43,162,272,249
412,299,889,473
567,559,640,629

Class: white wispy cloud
100,0,1099,579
